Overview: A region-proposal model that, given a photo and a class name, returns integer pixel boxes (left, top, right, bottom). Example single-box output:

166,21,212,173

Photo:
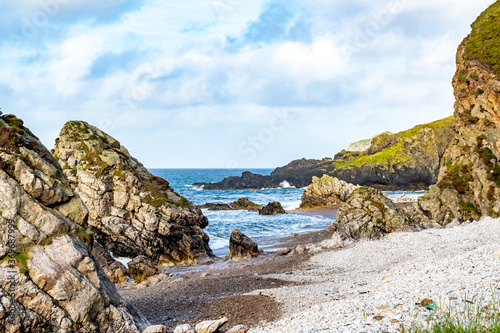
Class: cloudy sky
0,0,493,168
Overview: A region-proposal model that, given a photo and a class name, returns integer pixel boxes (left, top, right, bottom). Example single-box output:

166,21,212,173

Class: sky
0,0,494,168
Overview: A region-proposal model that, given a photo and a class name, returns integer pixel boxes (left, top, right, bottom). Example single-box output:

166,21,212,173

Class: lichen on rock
54,121,213,267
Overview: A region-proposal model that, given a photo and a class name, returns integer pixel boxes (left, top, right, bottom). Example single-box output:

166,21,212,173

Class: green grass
407,293,500,333
464,1,500,77
335,117,454,170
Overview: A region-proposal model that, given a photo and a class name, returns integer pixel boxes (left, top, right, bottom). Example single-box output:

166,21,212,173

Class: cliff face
197,117,454,190
416,3,500,222
54,121,212,267
0,114,147,332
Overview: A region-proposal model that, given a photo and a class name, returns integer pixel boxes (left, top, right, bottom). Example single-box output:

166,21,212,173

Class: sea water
149,169,426,256
149,169,332,256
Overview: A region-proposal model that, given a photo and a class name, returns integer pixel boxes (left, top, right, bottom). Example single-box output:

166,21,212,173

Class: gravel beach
248,217,500,332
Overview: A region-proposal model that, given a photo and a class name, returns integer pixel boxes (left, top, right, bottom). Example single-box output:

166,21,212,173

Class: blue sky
0,0,494,168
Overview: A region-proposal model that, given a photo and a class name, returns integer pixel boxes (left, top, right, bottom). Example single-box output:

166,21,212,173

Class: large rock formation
259,202,286,215
0,114,148,332
54,121,212,267
414,3,500,223
300,175,358,209
229,229,260,260
195,117,454,190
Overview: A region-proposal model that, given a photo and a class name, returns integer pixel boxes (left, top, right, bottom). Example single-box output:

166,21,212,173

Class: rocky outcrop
127,256,160,283
91,241,128,284
199,198,263,212
411,2,500,223
346,132,392,152
259,202,286,215
230,198,263,211
300,175,358,209
0,114,148,332
229,229,260,260
195,117,454,191
336,187,424,239
54,121,212,267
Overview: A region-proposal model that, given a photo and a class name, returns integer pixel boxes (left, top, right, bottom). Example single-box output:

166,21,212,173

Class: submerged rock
230,198,263,211
259,202,286,215
54,121,213,267
229,229,260,259
0,114,148,332
300,175,358,209
198,203,234,211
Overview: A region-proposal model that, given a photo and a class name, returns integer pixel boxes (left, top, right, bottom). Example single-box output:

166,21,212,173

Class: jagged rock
91,241,128,284
0,114,148,332
143,325,167,333
335,187,424,239
229,229,260,260
54,121,212,267
276,248,291,256
194,317,228,333
226,325,249,333
411,3,500,223
198,203,234,211
259,202,286,215
127,255,160,283
195,118,454,191
300,175,358,209
174,324,195,333
230,198,263,211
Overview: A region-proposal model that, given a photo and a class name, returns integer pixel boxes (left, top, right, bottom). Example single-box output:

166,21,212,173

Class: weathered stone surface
127,255,160,283
143,325,167,333
226,325,249,333
411,3,500,224
335,187,423,240
54,121,212,267
300,175,358,209
0,114,148,332
194,317,227,333
229,229,260,260
259,202,286,215
91,241,128,284
230,198,263,211
174,324,195,333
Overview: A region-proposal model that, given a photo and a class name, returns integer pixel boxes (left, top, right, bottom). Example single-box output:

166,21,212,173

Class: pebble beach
248,217,500,333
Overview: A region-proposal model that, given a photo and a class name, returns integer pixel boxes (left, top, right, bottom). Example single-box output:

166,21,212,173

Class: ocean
149,169,426,256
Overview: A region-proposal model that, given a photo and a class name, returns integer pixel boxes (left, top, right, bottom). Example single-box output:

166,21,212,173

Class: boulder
230,198,263,211
54,121,213,267
259,202,286,215
143,325,167,333
335,187,421,239
229,229,260,259
300,175,358,209
194,317,228,333
174,324,195,333
198,203,234,211
91,240,128,283
127,255,160,283
0,114,148,332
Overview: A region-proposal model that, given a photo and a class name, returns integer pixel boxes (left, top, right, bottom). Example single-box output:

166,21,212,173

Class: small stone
201,272,210,278
226,325,249,333
276,248,291,256
295,245,306,254
143,325,167,333
373,315,384,321
420,299,434,307
174,324,195,333
195,317,228,333
374,305,393,314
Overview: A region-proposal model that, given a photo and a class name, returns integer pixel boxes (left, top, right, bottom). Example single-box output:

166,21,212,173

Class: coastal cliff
54,121,213,267
196,117,454,190
0,114,148,332
415,2,500,223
